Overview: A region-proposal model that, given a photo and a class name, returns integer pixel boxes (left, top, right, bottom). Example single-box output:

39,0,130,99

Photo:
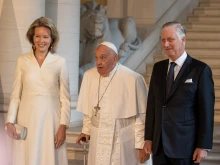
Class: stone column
0,0,45,163
46,0,82,127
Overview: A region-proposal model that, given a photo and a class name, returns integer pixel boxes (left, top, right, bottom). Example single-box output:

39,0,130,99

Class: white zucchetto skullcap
98,41,118,55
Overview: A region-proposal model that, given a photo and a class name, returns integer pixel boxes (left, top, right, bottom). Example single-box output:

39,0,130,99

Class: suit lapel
28,51,58,68
27,50,40,67
40,52,53,68
156,60,169,103
166,55,192,101
162,60,169,102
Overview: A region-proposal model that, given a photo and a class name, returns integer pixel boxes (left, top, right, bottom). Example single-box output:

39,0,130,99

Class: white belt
22,92,59,96
91,113,135,129
116,116,135,130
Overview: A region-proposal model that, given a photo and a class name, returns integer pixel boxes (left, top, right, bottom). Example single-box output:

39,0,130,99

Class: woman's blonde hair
26,17,59,53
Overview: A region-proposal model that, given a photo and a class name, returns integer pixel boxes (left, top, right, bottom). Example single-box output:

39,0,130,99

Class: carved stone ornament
79,1,141,78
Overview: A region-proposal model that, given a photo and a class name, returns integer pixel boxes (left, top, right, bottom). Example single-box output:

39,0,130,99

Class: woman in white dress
5,17,70,165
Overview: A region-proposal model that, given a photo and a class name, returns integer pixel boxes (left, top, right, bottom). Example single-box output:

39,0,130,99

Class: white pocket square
185,79,193,83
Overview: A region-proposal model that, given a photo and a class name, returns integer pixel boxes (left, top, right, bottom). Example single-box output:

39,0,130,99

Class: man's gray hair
162,21,186,40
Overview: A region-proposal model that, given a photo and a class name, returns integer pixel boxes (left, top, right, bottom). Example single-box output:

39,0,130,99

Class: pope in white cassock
76,41,152,165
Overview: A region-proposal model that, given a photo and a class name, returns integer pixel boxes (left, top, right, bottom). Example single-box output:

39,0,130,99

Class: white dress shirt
168,51,187,80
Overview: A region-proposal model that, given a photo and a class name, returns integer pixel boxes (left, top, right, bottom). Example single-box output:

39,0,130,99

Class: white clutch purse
14,124,27,140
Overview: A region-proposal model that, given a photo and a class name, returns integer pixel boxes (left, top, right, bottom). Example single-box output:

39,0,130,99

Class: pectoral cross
94,105,100,116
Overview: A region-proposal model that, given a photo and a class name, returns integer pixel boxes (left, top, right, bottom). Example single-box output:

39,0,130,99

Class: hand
76,133,90,145
143,140,152,154
193,148,207,163
138,149,150,163
6,123,18,139
55,125,66,149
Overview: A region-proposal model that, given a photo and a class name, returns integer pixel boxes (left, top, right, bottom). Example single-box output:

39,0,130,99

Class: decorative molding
81,0,107,5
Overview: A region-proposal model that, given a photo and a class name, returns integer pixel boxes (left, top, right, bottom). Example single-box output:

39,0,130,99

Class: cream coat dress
6,51,70,165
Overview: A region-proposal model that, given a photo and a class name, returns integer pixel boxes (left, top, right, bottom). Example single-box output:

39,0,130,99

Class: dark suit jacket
144,54,215,158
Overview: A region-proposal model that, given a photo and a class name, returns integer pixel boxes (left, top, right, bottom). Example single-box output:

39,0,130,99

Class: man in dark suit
144,21,215,165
